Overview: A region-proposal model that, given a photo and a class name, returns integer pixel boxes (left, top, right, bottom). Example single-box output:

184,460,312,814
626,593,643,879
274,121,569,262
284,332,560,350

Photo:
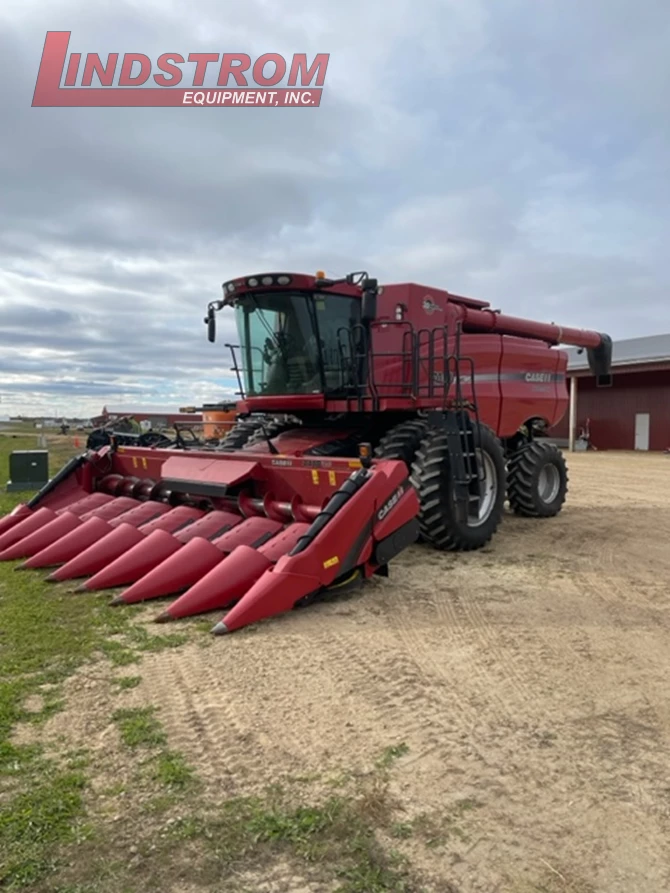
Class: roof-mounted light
232,273,295,290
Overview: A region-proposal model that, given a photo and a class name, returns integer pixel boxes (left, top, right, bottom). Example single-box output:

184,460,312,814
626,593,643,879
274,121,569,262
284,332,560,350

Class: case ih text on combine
0,270,612,635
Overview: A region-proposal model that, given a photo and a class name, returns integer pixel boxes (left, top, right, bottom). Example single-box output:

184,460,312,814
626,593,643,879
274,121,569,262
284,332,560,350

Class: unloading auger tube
448,301,613,380
0,442,420,635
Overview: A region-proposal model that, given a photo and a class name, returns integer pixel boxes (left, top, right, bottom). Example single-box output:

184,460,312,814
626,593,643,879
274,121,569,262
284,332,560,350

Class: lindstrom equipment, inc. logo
32,32,329,107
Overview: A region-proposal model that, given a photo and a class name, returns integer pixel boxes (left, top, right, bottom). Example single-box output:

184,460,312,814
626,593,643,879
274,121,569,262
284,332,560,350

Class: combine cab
0,270,612,635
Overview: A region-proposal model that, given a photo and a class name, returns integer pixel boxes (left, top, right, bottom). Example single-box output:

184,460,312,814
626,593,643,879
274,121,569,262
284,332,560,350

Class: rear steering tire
410,424,506,551
506,441,568,517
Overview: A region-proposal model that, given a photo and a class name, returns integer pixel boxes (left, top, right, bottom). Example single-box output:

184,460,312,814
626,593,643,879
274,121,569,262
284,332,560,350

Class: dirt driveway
21,451,670,891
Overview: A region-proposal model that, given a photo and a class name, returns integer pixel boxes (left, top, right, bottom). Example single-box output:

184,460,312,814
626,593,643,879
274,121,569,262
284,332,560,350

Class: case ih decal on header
0,270,612,637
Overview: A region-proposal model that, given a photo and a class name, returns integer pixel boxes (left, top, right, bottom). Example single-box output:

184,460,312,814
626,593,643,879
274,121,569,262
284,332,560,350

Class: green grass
0,571,132,745
150,750,197,790
376,742,410,769
97,639,142,667
112,707,167,748
0,546,138,887
0,769,92,889
125,625,189,652
150,776,425,892
112,675,141,692
0,441,147,889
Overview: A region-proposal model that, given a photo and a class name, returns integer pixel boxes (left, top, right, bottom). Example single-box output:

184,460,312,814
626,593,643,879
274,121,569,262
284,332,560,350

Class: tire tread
507,440,568,517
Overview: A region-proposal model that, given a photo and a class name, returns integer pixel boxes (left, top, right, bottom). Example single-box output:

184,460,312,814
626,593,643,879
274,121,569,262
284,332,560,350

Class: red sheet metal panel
159,455,260,487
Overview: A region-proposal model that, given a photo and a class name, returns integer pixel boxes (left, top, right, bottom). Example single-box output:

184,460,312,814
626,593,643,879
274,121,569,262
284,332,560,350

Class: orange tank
179,403,239,440
202,405,238,440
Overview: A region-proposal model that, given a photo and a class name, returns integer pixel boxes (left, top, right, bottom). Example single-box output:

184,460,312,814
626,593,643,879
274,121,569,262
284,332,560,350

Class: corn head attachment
0,443,419,635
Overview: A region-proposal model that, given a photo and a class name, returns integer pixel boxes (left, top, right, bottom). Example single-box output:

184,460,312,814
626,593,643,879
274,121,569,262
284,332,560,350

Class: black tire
410,423,506,551
217,418,268,451
506,441,568,517
374,419,429,466
244,416,303,447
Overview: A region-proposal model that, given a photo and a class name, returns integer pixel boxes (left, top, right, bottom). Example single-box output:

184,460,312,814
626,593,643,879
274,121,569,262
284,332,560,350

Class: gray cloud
1,0,669,417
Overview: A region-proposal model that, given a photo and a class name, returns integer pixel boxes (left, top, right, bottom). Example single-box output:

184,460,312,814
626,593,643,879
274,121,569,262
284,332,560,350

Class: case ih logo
32,32,329,107
376,482,409,521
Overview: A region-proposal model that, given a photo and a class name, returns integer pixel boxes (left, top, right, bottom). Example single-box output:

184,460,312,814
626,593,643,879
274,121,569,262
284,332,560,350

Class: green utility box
6,450,50,492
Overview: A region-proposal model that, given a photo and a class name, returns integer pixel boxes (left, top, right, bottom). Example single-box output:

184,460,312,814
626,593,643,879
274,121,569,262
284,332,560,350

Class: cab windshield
233,290,362,397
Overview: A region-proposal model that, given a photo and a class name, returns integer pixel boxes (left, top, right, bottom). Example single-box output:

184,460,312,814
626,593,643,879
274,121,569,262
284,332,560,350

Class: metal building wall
550,368,670,450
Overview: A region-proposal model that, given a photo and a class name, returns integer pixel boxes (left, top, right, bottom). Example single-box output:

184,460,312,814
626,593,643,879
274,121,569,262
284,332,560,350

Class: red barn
549,334,670,451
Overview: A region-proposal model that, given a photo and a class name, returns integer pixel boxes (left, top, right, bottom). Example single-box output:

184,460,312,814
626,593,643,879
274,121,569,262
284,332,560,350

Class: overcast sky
1,0,669,418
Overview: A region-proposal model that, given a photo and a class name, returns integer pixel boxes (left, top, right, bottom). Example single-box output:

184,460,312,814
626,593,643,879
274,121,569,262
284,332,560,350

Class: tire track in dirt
489,570,624,710
241,618,399,774
377,589,489,727
322,606,631,889
366,557,630,805
379,543,670,881
390,556,588,732
394,549,541,701
319,626,513,802
137,645,279,793
434,586,539,704
594,525,670,616
444,553,656,715
385,594,525,726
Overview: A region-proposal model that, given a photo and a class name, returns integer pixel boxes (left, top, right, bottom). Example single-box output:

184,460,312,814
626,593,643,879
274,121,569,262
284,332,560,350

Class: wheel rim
538,464,561,504
468,450,497,527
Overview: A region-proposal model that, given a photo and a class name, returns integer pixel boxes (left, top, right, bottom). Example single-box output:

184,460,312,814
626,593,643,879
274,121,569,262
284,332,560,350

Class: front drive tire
506,441,568,517
217,418,268,451
374,419,429,466
410,424,506,551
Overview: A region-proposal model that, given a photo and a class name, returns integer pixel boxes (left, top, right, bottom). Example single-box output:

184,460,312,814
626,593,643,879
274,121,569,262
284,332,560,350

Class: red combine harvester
0,271,612,635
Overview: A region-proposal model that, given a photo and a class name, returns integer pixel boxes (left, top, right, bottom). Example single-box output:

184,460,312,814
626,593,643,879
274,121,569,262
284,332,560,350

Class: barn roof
565,333,670,371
